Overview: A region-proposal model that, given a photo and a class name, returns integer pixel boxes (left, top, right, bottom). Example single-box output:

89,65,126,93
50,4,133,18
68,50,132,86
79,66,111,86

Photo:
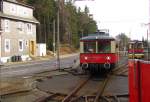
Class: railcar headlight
85,57,88,60
106,56,111,60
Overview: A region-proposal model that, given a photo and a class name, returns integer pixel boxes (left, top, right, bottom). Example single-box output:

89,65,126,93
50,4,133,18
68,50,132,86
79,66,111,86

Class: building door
29,40,35,56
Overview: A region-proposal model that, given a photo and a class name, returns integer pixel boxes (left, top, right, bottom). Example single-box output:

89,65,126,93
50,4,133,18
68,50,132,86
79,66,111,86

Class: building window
18,22,24,33
10,4,16,14
23,8,27,16
4,20,10,32
26,23,32,34
25,40,28,46
19,40,23,51
5,39,10,52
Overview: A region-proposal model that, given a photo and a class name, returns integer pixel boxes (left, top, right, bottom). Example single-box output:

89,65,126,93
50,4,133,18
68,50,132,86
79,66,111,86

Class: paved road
0,54,79,78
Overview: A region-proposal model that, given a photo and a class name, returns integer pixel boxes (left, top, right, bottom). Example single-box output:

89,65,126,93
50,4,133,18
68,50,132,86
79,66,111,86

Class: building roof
4,0,34,9
0,11,39,23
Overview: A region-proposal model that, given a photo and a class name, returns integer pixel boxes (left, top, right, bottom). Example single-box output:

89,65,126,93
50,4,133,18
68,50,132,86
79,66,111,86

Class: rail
94,74,110,102
62,76,91,102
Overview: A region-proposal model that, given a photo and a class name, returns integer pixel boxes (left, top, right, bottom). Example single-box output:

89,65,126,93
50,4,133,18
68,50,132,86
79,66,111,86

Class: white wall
3,1,33,18
36,43,46,56
0,55,30,63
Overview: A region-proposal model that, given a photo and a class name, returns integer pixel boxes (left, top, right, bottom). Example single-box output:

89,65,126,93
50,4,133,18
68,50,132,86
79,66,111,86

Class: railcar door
111,40,116,53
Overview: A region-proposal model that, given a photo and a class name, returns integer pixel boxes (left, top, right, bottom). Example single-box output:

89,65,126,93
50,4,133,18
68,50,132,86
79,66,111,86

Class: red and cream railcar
80,34,118,72
128,41,144,59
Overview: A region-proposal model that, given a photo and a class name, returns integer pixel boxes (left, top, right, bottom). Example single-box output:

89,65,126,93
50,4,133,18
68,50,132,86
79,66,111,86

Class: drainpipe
0,18,1,62
0,1,2,101
0,34,1,101
1,0,3,12
0,22,1,50
0,0,2,61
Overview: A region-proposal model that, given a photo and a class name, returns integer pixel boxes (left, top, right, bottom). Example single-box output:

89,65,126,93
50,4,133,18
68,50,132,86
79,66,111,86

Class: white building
0,0,39,63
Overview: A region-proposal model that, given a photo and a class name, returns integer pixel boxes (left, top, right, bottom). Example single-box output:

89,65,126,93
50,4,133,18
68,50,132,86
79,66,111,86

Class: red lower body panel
129,60,150,102
80,53,118,64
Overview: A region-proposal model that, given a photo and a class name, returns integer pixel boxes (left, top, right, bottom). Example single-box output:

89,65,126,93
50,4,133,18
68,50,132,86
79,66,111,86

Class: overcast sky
74,0,149,40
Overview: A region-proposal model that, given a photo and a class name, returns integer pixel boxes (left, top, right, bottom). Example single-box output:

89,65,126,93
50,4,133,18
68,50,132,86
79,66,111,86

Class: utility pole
57,0,60,71
43,16,47,44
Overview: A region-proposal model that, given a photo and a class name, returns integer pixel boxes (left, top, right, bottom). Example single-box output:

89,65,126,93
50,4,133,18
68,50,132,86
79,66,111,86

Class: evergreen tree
22,0,97,49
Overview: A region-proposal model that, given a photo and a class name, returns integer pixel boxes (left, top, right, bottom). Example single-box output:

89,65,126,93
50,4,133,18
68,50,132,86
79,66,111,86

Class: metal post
118,40,120,65
81,30,83,38
57,0,60,71
53,19,56,56
0,66,1,101
133,42,135,60
147,30,149,60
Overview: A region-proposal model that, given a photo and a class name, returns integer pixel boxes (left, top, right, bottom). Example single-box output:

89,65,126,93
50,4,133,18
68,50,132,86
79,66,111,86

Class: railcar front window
129,44,134,49
83,42,96,53
137,43,143,49
98,41,111,53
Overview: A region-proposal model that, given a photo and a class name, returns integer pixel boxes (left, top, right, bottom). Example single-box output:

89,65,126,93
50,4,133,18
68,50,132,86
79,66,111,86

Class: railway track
36,63,128,102
43,64,128,102
1,63,129,102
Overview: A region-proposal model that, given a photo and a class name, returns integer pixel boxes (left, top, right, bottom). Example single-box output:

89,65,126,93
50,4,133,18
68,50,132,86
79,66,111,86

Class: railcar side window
129,43,143,49
83,42,96,53
98,41,111,53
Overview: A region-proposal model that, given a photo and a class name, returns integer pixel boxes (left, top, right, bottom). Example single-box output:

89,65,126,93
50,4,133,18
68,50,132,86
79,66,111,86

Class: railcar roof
129,41,143,44
80,35,115,41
